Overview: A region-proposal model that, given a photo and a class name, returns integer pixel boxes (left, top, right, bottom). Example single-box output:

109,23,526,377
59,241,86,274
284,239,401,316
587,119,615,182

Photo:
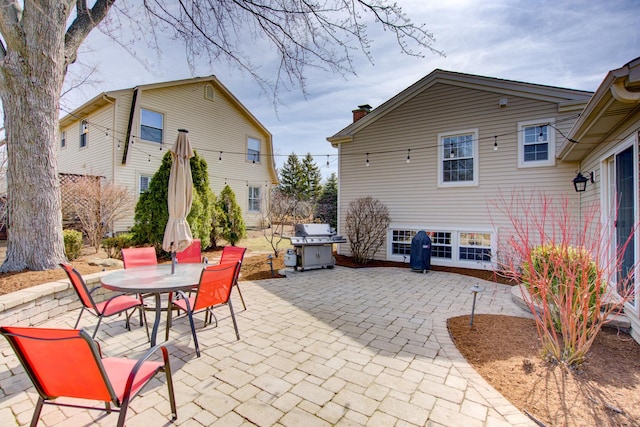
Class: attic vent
204,84,215,101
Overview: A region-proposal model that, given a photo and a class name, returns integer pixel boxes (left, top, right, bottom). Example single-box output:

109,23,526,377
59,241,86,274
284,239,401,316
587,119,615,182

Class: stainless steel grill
286,224,347,271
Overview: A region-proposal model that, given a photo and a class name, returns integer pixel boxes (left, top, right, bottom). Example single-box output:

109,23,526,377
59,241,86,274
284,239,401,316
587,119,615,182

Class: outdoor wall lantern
572,171,590,192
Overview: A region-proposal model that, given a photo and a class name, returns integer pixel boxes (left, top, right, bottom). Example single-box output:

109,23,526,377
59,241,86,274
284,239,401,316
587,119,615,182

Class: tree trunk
0,4,68,271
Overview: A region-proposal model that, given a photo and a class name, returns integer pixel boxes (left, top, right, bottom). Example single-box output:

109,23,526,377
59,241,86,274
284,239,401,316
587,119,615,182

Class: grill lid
294,223,334,237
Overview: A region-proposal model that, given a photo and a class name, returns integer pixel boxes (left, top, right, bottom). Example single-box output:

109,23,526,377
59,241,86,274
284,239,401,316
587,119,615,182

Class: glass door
614,146,635,297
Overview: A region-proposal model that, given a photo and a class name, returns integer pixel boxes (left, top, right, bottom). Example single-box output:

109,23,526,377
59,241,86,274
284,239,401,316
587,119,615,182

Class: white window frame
60,130,66,148
79,120,88,148
437,129,479,187
140,108,164,144
248,186,261,212
247,137,261,163
518,119,555,168
388,225,494,269
204,84,215,101
139,175,152,194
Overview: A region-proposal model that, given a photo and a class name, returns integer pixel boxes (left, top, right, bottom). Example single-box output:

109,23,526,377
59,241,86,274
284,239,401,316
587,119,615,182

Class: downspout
121,87,138,165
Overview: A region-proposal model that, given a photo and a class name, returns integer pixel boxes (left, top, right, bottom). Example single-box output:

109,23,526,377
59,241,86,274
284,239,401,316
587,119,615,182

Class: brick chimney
352,104,372,122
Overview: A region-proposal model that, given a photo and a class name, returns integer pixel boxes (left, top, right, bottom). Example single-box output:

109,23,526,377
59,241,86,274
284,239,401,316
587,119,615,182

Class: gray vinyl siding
336,82,582,267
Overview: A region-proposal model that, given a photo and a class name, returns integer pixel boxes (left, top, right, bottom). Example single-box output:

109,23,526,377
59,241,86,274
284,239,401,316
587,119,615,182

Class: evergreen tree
131,151,215,252
218,184,246,246
315,173,338,228
278,153,305,197
301,153,322,202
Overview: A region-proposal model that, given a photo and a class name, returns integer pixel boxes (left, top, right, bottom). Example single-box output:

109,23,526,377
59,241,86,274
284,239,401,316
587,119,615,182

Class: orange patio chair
167,261,240,357
60,263,148,339
220,246,247,310
176,239,203,263
121,247,157,268
0,326,177,427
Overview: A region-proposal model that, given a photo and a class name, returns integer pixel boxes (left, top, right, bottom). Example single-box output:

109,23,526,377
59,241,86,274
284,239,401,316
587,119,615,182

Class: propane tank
284,248,297,267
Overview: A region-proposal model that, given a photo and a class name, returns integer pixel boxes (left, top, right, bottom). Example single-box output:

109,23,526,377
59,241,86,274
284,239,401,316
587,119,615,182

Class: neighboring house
327,69,593,271
562,57,640,343
58,76,278,232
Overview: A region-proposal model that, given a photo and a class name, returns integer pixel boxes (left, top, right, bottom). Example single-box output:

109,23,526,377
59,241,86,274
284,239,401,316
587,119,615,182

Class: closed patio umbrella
162,129,194,272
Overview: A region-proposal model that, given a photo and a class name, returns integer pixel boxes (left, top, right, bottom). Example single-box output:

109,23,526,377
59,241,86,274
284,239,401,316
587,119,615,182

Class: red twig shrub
491,191,636,367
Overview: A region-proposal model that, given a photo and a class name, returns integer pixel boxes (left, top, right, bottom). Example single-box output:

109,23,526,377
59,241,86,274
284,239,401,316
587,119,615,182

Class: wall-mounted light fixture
572,171,594,192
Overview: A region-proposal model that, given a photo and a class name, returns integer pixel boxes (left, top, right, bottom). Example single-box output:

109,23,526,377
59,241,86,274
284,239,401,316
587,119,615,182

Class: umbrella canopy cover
162,129,195,253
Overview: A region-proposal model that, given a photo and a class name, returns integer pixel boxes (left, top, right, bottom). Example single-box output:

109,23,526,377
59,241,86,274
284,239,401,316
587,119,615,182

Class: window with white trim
61,130,66,148
438,129,478,186
248,186,261,212
459,232,491,261
79,120,88,148
247,137,261,163
140,109,164,144
518,119,555,167
139,175,151,194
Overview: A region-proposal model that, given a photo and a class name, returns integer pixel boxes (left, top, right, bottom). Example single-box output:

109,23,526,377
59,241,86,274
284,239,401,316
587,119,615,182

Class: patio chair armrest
122,345,171,403
174,289,193,312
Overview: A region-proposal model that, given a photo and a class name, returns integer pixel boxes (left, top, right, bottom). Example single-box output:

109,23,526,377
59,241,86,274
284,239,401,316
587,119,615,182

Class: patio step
510,284,631,333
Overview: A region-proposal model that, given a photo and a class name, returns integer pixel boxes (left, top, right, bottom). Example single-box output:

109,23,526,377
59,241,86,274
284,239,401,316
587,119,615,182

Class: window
141,109,163,144
204,84,215,101
247,137,261,163
389,228,491,266
518,119,555,167
139,175,151,194
459,232,492,262
61,130,66,148
79,120,88,148
248,186,261,212
438,129,478,186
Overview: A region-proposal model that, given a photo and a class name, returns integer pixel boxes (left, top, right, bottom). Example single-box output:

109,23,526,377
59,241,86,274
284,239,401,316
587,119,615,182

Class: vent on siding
205,84,215,101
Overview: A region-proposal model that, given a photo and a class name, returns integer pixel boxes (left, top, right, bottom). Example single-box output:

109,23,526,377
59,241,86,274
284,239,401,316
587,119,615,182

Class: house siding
58,78,276,234
336,82,583,269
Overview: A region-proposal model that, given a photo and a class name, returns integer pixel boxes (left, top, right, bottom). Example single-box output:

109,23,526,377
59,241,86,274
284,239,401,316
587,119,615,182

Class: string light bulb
326,155,330,168
252,153,256,166
365,152,370,167
218,151,222,162
494,136,498,151
406,149,411,164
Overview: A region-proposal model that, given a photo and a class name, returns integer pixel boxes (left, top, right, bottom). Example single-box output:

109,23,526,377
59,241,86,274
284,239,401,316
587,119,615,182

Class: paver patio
0,266,536,426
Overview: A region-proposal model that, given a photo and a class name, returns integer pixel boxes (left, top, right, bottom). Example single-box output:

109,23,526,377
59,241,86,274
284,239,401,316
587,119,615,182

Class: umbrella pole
171,243,176,275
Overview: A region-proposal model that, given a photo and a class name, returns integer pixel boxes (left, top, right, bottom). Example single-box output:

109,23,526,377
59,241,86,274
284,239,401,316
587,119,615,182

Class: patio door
604,143,637,303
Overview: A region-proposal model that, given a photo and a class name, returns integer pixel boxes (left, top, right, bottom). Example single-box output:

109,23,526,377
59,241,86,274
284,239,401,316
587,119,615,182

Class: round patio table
101,263,205,347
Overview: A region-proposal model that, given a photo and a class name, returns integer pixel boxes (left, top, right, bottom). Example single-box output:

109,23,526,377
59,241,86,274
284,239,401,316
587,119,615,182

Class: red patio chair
220,246,247,310
121,247,157,268
59,263,148,339
167,262,240,357
0,326,177,427
176,239,202,263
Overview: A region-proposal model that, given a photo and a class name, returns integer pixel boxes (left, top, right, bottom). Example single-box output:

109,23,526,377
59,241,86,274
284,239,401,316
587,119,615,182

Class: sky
61,0,640,181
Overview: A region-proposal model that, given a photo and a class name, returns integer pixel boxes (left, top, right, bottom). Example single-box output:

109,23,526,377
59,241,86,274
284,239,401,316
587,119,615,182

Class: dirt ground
0,236,638,426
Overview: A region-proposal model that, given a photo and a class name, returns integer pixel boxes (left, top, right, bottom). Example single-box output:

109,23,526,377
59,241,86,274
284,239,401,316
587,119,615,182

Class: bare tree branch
65,0,115,65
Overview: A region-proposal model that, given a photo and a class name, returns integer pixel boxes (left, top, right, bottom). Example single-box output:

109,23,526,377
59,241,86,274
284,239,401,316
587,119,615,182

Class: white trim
387,224,495,270
139,174,152,194
437,129,479,187
517,118,556,168
140,108,164,144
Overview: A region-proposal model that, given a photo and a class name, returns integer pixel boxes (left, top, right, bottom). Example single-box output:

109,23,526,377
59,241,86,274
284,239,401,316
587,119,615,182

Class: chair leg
30,397,44,427
228,299,240,341
92,317,104,339
74,308,85,329
235,283,247,310
186,310,200,358
161,348,178,421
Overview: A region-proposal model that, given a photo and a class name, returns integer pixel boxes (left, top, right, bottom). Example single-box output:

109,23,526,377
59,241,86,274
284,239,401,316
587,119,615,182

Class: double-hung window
438,129,478,186
141,109,164,144
518,119,555,167
248,186,261,212
247,137,261,163
61,130,66,148
139,175,151,194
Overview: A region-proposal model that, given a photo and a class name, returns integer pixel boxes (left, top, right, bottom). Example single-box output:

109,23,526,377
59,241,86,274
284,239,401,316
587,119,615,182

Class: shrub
63,229,83,261
218,184,246,246
102,233,134,259
523,244,602,333
492,191,636,367
345,197,390,264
